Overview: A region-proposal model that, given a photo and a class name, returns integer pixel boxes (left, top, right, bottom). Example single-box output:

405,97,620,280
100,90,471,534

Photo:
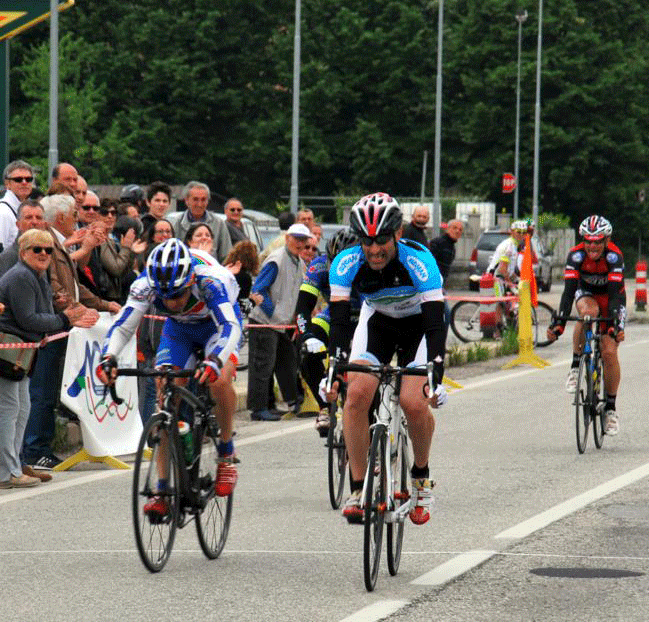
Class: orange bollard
479,272,497,338
635,259,647,311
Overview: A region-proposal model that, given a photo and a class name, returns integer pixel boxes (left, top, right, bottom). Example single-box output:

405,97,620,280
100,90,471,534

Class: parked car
468,229,553,292
164,211,265,252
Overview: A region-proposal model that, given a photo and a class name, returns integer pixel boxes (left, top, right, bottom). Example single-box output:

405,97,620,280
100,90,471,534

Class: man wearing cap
246,223,311,421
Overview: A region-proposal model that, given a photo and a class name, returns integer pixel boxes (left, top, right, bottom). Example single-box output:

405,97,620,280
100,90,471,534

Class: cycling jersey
487,235,519,277
328,239,445,375
555,241,626,329
296,253,362,338
102,249,242,368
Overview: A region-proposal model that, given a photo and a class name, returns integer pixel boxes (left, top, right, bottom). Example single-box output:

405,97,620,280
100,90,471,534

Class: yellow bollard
501,280,550,370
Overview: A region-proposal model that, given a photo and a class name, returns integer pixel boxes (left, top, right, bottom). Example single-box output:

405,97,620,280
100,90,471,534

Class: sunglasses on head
359,233,393,246
81,204,99,212
30,246,53,255
7,176,33,183
99,208,117,216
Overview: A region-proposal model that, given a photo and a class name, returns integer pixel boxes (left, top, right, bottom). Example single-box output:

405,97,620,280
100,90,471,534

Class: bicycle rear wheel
195,422,233,559
132,413,180,572
450,301,483,343
327,403,347,510
386,428,409,576
363,426,387,592
592,354,606,449
532,301,555,347
575,356,591,454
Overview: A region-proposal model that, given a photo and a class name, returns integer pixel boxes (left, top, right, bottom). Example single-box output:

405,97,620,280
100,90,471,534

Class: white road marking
338,600,409,622
411,550,497,585
495,460,649,540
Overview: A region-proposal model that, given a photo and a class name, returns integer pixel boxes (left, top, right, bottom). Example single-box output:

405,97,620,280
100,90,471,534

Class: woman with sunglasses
0,229,95,488
547,215,625,436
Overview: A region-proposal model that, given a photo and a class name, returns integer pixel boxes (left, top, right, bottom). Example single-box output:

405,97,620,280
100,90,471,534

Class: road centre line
495,460,649,540
339,600,409,622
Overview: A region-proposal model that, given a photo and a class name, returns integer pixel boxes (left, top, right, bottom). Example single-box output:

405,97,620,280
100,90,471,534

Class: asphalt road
2,290,649,622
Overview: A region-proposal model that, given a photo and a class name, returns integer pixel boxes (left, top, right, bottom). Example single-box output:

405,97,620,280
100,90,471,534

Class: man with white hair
170,181,232,262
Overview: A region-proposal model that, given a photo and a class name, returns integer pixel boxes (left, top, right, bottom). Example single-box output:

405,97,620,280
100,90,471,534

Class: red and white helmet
579,215,612,240
349,193,403,237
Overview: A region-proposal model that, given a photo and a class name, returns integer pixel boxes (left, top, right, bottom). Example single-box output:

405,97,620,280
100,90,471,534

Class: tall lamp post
532,0,543,228
289,0,301,214
432,0,444,233
513,9,527,220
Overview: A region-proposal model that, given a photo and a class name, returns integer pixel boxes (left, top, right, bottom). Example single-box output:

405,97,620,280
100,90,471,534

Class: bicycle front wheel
195,423,233,559
386,428,409,576
575,356,592,454
363,426,387,592
592,354,606,449
132,413,180,572
532,301,555,348
450,301,483,343
327,403,347,510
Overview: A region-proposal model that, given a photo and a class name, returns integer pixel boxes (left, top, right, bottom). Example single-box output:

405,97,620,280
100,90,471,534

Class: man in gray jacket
246,223,310,421
170,181,232,263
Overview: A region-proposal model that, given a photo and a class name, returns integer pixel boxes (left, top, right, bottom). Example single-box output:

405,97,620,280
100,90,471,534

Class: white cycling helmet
146,238,194,297
579,215,612,240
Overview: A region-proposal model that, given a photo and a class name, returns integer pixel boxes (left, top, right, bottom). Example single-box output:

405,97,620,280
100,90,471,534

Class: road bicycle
108,366,233,572
327,358,433,591
557,315,609,454
450,296,554,347
326,379,348,510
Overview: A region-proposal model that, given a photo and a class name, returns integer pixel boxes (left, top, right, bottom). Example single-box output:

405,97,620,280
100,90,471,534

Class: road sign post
502,173,517,194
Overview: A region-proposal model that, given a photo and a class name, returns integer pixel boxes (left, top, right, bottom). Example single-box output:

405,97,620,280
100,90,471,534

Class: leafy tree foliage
8,0,649,251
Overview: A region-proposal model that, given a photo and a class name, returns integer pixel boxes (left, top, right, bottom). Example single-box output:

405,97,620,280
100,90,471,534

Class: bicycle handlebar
553,314,612,324
105,367,196,405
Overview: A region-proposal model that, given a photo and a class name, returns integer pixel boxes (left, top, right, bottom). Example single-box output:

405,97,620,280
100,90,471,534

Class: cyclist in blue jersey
295,228,360,436
97,239,242,517
326,193,447,526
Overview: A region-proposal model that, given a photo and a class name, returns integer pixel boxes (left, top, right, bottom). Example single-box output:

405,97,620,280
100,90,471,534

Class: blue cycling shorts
155,318,236,369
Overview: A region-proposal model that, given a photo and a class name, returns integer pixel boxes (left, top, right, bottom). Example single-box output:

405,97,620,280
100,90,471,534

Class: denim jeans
0,376,30,481
22,338,67,463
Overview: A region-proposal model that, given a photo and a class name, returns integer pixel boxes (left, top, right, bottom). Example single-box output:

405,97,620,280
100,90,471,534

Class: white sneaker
605,411,619,436
315,408,330,438
565,368,578,393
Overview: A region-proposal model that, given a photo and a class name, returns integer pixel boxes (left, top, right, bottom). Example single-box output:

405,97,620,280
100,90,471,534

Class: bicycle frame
372,376,411,525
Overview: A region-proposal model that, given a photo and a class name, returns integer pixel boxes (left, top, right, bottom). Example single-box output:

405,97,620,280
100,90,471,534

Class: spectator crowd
0,158,460,489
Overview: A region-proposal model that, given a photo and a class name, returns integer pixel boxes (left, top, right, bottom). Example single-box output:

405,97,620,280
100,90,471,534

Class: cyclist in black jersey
547,215,626,435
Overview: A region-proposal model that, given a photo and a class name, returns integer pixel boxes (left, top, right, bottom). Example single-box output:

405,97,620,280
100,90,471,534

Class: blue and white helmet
146,238,194,297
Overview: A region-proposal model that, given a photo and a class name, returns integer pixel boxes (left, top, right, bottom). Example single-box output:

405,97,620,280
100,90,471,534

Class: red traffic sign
502,173,516,194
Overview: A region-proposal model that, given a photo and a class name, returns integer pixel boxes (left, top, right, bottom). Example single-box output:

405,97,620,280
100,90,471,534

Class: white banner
60,312,142,457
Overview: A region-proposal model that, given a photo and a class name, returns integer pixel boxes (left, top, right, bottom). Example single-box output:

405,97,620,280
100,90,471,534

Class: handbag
0,332,37,381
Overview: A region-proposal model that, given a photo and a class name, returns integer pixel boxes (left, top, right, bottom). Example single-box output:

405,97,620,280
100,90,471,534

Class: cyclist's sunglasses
584,237,605,245
359,233,393,246
163,287,189,300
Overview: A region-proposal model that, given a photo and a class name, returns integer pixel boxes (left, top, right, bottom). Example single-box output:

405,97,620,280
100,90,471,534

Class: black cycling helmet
349,192,403,238
119,184,144,204
326,228,358,261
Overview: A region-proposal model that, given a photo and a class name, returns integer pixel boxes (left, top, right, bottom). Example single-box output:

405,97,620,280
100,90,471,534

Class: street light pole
48,0,59,183
513,9,527,220
532,0,543,227
289,0,301,214
432,0,444,233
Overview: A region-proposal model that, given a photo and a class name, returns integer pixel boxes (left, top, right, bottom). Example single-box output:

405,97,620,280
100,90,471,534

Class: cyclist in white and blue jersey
326,193,447,526
97,239,242,517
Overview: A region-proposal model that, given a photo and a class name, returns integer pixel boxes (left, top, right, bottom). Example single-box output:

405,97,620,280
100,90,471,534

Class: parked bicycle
450,296,554,347
327,358,433,591
556,315,609,454
108,366,233,572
